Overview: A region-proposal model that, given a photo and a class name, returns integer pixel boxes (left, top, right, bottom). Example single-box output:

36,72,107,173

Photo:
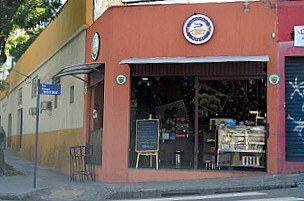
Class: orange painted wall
127,169,265,183
85,2,278,183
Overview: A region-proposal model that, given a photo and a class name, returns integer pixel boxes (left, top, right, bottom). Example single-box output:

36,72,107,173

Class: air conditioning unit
29,107,37,116
41,101,52,111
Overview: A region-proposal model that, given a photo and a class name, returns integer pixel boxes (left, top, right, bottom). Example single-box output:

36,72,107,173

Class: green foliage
0,0,62,36
0,0,61,92
0,0,62,64
0,80,9,91
8,27,44,62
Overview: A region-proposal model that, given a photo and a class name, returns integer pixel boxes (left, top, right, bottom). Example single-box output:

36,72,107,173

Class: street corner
49,186,85,198
31,186,86,201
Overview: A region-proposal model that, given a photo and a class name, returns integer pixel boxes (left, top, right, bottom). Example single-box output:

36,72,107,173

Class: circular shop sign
183,14,214,45
91,32,100,60
116,74,127,85
268,74,280,85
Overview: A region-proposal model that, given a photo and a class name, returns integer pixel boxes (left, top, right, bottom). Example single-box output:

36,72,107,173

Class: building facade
0,0,93,175
2,0,304,183
277,0,304,174
85,1,280,183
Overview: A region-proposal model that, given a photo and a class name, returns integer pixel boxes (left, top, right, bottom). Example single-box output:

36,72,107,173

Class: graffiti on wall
287,76,304,138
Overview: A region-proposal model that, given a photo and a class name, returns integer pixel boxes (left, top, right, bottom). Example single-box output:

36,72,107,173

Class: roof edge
120,55,269,65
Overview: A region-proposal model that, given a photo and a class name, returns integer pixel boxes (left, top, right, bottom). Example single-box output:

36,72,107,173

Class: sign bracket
72,74,89,83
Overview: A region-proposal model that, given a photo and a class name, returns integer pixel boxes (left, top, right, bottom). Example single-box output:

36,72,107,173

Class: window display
129,76,267,171
217,126,266,168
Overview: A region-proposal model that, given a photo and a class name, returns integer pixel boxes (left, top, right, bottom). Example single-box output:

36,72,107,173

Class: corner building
84,1,282,183
0,0,93,175
277,0,304,173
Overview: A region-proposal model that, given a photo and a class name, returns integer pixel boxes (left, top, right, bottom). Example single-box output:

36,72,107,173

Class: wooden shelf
246,133,265,136
201,130,217,168
218,149,265,153
248,142,265,145
220,164,265,168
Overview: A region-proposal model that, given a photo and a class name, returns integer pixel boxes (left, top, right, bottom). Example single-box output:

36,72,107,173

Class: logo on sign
91,32,100,60
116,74,127,85
294,26,304,47
268,74,280,86
183,14,214,45
297,28,304,35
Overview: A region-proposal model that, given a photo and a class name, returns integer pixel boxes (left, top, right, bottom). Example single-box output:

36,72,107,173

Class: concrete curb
0,188,48,200
107,183,299,200
0,193,30,200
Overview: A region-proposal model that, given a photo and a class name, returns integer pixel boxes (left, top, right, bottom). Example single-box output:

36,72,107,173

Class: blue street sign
40,84,61,95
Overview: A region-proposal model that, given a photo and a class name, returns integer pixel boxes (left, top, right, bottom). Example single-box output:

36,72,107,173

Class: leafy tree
0,0,62,65
8,27,44,62
0,0,61,169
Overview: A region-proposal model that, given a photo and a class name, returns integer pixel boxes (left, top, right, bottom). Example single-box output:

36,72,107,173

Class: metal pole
33,79,40,188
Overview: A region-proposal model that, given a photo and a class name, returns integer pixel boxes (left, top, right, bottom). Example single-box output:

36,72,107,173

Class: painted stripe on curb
238,197,304,201
110,192,267,201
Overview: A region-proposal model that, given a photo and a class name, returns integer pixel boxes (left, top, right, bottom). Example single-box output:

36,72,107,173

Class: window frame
70,85,74,104
32,76,38,98
18,87,22,105
52,77,60,109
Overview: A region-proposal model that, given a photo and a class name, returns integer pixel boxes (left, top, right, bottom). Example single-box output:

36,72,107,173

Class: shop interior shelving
217,125,266,169
201,130,217,169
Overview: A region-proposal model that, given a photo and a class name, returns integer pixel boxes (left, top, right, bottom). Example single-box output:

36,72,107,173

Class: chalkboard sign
136,119,159,152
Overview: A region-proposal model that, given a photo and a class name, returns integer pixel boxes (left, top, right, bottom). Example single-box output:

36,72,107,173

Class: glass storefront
129,76,267,171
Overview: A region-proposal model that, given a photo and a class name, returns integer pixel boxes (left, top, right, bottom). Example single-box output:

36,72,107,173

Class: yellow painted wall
0,0,92,100
10,128,83,175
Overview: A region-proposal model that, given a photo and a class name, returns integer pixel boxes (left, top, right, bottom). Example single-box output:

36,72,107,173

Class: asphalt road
111,187,304,201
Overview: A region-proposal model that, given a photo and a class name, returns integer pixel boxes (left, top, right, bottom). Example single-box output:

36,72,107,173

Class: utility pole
33,79,40,188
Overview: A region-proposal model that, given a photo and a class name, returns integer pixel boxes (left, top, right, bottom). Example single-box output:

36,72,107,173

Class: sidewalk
1,149,304,201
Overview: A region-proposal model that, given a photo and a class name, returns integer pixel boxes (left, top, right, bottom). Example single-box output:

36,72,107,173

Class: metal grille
70,146,95,181
92,129,103,165
285,57,304,161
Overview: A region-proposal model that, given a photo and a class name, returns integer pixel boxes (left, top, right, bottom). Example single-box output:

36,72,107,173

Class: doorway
17,109,23,150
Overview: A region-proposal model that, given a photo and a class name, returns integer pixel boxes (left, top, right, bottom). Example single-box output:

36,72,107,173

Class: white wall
0,30,86,136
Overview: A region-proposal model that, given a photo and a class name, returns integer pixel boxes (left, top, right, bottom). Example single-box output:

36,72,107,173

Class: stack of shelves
201,130,216,169
217,126,266,169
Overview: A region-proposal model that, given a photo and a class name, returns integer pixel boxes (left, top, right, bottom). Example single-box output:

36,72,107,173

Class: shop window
198,80,267,170
129,76,267,171
32,76,38,98
70,85,74,104
129,77,195,169
52,77,60,108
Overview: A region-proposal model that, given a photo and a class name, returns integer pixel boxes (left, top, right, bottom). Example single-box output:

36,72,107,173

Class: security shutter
285,57,304,161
